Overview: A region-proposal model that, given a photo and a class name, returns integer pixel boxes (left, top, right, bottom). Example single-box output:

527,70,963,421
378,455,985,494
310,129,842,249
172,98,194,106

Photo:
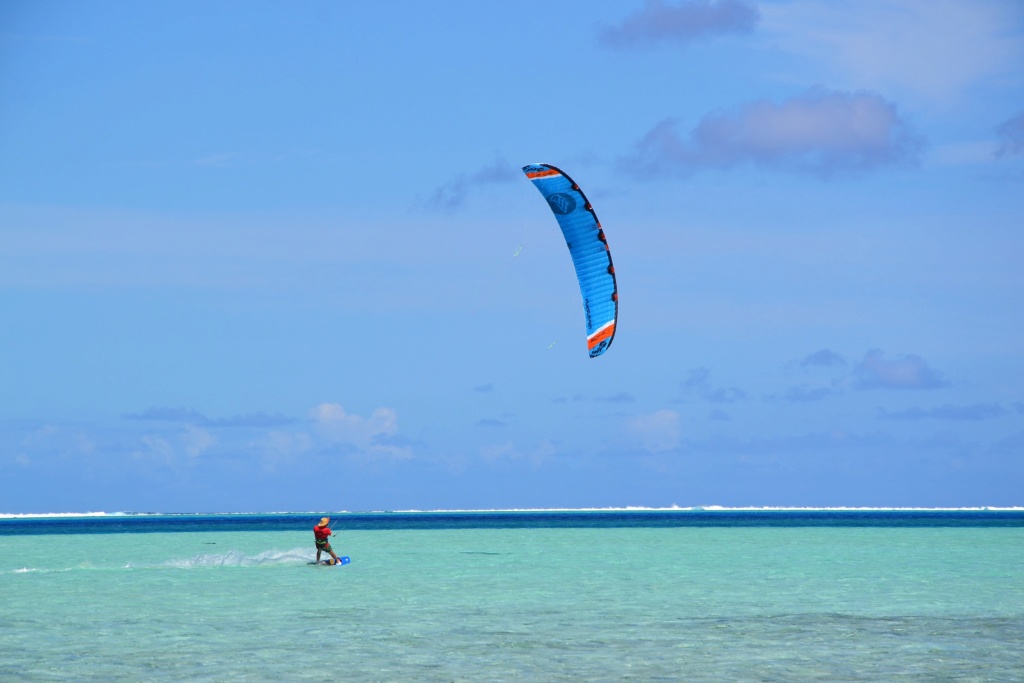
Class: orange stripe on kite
587,322,615,350
525,168,562,180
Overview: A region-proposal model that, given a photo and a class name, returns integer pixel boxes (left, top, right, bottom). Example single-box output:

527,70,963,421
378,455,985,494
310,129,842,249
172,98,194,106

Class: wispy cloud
782,384,841,403
800,349,847,368
182,424,216,457
130,425,215,464
208,413,295,428
599,0,759,48
256,431,314,472
996,111,1024,158
426,158,518,212
760,0,1024,102
705,386,749,403
123,407,206,422
680,429,901,458
19,425,95,461
134,434,176,465
878,403,1006,420
596,391,636,403
480,440,555,465
683,368,711,390
623,88,922,177
853,349,949,390
123,407,294,428
681,367,748,403
630,409,681,452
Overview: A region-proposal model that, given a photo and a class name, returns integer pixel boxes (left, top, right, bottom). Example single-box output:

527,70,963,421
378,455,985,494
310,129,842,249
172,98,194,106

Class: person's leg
324,542,339,564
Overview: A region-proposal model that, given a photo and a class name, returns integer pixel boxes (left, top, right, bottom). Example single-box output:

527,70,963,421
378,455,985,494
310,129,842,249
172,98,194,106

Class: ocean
2,510,1023,682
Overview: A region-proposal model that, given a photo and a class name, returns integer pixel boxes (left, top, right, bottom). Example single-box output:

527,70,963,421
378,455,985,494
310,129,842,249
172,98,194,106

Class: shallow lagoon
2,511,1023,681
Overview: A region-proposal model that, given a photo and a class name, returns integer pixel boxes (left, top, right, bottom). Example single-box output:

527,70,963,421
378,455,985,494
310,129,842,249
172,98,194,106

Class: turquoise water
3,519,1024,681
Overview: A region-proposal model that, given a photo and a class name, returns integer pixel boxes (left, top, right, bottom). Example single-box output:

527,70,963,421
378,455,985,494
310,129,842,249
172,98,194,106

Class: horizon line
3,505,1024,519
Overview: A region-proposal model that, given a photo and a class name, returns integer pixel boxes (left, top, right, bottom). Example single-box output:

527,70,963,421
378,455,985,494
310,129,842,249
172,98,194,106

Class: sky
2,0,1023,513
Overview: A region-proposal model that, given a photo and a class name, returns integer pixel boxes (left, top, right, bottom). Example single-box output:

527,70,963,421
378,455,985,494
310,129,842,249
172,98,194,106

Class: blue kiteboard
307,556,350,566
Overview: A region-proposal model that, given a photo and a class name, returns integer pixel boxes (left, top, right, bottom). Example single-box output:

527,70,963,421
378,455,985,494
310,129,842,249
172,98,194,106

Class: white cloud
760,0,1024,102
312,403,397,439
311,403,411,459
182,424,215,458
624,88,921,177
630,409,682,452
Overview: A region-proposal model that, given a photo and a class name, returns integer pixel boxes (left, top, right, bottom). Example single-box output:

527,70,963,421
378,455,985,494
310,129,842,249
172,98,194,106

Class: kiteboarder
313,517,342,565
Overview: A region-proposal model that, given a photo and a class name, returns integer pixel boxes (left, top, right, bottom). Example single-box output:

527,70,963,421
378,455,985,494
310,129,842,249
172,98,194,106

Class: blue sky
2,0,1022,513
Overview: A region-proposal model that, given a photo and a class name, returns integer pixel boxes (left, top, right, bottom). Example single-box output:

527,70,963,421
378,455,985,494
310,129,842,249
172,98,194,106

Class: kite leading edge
522,163,618,358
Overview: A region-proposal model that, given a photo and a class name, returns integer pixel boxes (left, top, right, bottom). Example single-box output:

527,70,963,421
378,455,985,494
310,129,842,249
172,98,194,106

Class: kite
522,163,618,357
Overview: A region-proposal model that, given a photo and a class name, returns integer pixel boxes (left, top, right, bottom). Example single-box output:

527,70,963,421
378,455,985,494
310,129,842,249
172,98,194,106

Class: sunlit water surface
2,512,1022,681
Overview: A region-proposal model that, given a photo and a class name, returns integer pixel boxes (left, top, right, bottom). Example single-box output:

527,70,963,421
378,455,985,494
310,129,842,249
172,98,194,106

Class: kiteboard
307,556,350,566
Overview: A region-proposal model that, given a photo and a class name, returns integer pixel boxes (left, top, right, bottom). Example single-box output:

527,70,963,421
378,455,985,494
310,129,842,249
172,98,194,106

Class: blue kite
522,163,618,358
